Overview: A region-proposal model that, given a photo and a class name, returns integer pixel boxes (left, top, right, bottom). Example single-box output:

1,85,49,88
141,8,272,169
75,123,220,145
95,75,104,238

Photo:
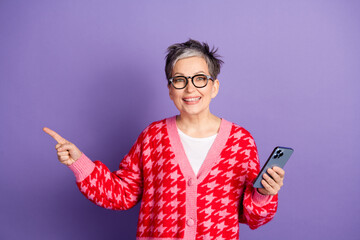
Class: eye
173,77,186,83
194,75,207,82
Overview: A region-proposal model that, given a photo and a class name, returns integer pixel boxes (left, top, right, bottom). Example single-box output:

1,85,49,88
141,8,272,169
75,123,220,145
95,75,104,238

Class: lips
183,97,201,102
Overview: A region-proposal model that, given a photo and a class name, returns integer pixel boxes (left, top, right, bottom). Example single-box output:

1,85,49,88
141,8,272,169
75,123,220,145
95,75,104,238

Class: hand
257,166,285,196
43,127,82,166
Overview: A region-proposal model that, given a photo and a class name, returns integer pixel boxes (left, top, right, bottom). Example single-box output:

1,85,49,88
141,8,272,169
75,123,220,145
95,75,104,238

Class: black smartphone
253,146,294,188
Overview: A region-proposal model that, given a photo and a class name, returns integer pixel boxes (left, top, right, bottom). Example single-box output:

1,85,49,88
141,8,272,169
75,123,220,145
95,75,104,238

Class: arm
238,136,278,229
70,138,143,210
44,127,144,210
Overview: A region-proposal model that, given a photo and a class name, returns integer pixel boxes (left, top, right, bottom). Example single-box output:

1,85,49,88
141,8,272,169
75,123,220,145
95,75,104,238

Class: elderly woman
44,39,285,240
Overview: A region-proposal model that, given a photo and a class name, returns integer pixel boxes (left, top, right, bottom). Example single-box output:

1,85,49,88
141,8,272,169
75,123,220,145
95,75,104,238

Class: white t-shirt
177,128,217,175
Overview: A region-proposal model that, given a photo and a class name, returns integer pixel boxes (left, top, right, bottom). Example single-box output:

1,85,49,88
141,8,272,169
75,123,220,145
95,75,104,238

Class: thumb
58,142,82,161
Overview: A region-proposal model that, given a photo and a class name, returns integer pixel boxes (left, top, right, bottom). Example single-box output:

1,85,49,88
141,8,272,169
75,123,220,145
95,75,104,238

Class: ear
211,79,220,99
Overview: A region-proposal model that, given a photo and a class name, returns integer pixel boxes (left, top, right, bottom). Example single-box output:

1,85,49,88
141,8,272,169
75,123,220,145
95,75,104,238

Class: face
168,56,219,118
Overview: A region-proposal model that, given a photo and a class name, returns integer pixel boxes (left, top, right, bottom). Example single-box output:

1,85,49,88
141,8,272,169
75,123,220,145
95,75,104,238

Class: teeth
184,97,200,102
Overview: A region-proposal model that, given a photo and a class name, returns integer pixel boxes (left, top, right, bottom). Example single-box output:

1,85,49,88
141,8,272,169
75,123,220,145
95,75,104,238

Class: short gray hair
165,39,224,81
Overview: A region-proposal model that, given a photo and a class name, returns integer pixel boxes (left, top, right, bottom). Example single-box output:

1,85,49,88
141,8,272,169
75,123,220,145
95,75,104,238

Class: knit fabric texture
69,116,278,240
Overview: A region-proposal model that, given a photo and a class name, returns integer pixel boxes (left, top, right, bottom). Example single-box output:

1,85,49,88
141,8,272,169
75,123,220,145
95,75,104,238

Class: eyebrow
173,71,206,76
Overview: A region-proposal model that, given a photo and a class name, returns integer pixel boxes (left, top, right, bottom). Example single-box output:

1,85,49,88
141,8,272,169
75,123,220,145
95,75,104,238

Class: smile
183,97,201,102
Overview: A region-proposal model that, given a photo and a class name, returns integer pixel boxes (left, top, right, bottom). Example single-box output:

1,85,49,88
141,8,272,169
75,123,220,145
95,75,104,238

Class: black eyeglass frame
168,74,214,90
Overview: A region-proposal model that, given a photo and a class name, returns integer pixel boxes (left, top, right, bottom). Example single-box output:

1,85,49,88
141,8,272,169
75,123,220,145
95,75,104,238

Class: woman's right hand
43,127,82,166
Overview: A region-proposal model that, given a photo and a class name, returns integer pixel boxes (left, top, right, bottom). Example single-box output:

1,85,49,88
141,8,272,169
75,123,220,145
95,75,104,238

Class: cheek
205,88,215,98
168,88,174,101
169,89,180,101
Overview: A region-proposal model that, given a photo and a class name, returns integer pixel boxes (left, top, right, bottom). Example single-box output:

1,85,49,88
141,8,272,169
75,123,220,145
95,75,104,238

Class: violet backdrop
1,0,359,239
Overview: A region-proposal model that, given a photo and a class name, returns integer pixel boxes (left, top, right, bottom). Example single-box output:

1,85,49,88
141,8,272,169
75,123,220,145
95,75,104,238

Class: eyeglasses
168,74,213,89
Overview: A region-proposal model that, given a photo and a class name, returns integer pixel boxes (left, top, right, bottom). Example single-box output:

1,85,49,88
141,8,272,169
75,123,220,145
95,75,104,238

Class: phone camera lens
274,149,284,159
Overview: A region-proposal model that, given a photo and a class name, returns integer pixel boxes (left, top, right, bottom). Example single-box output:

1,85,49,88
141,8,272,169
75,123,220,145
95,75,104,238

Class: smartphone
253,146,294,188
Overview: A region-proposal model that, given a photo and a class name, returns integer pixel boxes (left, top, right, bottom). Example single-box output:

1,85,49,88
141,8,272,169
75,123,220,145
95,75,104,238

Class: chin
180,107,208,117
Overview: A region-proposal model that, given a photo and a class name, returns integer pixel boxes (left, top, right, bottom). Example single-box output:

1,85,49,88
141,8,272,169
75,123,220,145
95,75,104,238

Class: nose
185,77,196,92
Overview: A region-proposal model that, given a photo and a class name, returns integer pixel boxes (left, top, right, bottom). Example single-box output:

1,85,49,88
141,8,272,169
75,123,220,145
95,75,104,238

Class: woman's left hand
257,166,285,196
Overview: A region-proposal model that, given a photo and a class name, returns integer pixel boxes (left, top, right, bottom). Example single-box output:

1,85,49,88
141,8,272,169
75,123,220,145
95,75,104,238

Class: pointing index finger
43,127,67,144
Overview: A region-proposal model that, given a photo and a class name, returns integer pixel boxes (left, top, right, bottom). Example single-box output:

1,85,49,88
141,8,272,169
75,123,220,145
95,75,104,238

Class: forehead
172,56,209,75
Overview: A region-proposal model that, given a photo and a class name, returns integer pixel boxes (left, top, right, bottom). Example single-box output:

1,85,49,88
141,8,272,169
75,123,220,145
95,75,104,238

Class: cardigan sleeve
68,132,145,210
238,134,278,229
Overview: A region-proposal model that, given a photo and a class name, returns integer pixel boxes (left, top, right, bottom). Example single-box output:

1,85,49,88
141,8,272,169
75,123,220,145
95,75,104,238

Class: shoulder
146,118,168,131
222,120,258,155
138,117,171,138
225,120,254,140
224,120,257,149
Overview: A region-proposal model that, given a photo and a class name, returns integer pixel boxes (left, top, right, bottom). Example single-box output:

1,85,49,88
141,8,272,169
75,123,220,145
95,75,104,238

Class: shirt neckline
177,128,217,141
166,116,232,182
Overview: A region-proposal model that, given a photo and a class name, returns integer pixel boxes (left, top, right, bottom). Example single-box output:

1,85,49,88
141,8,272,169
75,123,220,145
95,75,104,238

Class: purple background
1,0,359,239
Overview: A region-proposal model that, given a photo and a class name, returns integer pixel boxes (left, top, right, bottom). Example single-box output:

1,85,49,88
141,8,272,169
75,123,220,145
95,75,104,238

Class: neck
176,112,221,138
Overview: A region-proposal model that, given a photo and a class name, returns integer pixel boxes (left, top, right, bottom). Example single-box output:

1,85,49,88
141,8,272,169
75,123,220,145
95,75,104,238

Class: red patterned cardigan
69,116,278,240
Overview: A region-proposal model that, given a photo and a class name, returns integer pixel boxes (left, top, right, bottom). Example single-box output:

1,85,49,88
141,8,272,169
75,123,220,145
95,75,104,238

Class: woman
44,39,285,240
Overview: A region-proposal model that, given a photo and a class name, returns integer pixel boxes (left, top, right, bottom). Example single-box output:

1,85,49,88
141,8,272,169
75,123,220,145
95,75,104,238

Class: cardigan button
188,178,194,186
187,218,195,226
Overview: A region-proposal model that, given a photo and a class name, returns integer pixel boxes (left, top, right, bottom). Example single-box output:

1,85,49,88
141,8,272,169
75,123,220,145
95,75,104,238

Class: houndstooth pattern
76,118,278,239
196,125,278,240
